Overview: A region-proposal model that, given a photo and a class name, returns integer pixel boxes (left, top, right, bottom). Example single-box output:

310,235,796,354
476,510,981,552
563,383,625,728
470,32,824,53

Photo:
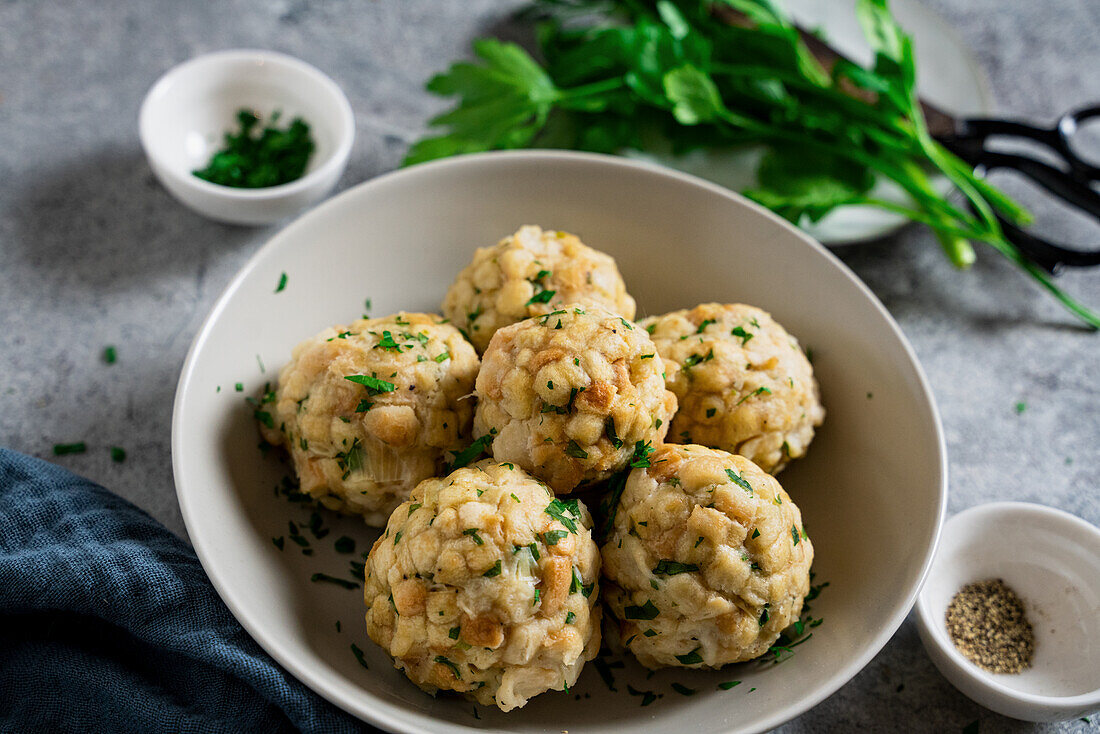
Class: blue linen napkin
0,448,371,734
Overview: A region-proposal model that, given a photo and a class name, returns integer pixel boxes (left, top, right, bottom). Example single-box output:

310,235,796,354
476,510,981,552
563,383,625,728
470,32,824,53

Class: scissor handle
966,151,1100,272
975,151,1100,219
996,215,1100,273
935,107,1100,272
1057,106,1100,181
951,110,1100,184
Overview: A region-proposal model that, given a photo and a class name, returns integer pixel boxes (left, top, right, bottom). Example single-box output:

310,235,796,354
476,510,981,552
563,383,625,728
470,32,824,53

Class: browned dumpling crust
261,312,479,525
363,460,601,711
642,303,824,474
442,225,636,353
474,304,677,493
601,444,813,669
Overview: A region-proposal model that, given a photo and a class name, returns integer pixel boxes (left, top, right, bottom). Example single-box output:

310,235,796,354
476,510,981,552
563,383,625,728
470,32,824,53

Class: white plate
635,0,994,244
172,151,947,733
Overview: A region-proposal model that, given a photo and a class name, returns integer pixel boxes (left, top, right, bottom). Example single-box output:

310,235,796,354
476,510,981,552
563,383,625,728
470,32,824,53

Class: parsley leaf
652,559,699,576
447,433,494,471
344,374,396,393
624,599,660,620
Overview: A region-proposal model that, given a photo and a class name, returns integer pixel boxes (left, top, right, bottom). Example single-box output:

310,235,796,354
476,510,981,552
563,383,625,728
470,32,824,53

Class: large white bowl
172,151,947,733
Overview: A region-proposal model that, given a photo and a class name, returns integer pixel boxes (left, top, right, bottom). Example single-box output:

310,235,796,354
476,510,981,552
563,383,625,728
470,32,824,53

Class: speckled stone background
1,0,1097,731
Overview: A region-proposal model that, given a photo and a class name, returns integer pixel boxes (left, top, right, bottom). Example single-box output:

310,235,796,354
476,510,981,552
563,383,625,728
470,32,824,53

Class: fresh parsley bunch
405,0,1099,329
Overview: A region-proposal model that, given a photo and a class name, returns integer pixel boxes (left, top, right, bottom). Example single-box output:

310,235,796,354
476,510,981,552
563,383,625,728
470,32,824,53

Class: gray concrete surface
1,0,1097,731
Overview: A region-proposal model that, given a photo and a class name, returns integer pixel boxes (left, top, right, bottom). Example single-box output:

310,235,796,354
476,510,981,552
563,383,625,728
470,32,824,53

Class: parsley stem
558,77,627,102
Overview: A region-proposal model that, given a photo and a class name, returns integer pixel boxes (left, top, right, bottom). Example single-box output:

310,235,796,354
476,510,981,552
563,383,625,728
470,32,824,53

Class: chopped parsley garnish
792,525,801,545
393,531,402,545
110,446,126,463
718,681,742,690
751,528,761,539
310,573,359,590
375,330,402,351
462,528,484,545
510,492,520,503
53,442,87,456
725,468,754,495
564,439,589,459
545,498,580,533
447,432,494,471
730,326,754,345
675,648,703,665
629,441,655,468
569,566,583,594
102,345,117,364
627,685,658,706
593,656,619,692
694,536,705,548
408,503,422,516
434,351,450,363
434,655,462,679
604,417,622,449
541,530,569,546
344,374,396,393
1015,401,1027,414
619,317,634,330
696,318,715,334
534,269,552,281
624,600,659,620
350,643,370,670
334,536,355,554
671,682,696,696
706,408,716,418
526,289,556,306
192,109,314,188
482,560,502,577
566,386,585,412
598,470,628,539
565,611,576,624
334,438,365,479
683,349,714,370
640,353,655,359
235,383,244,392
759,603,771,626
737,386,773,405
275,272,288,293
652,559,699,576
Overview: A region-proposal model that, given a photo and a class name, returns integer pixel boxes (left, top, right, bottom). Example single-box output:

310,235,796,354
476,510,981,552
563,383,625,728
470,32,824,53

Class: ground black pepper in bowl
945,578,1034,674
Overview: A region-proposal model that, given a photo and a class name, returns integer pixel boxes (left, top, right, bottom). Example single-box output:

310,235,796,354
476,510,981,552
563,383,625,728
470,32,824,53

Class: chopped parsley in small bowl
139,49,353,225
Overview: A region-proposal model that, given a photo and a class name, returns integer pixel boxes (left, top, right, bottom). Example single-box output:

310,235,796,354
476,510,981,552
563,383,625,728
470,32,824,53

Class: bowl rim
138,48,355,201
172,149,948,733
915,500,1100,709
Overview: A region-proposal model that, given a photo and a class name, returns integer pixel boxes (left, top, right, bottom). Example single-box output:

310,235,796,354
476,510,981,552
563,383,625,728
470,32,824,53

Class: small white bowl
139,49,354,225
916,502,1100,722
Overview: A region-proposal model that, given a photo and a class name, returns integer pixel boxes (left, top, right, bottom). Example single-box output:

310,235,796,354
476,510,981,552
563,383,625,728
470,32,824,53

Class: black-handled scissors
929,105,1100,274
